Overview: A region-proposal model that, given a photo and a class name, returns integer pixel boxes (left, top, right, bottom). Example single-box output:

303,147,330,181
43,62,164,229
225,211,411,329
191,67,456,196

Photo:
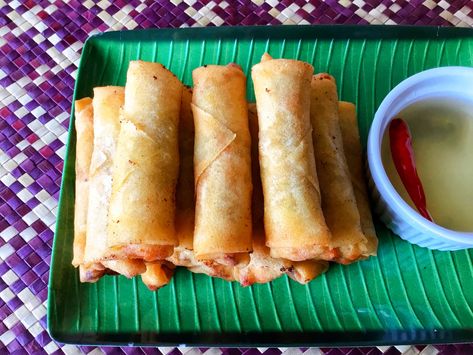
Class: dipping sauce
382,96,473,232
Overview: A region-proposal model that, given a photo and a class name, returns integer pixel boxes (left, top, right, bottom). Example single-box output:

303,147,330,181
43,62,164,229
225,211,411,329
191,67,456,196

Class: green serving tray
48,25,473,346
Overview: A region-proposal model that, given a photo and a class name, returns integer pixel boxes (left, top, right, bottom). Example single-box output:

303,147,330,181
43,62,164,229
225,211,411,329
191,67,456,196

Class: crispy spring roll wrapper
169,247,235,280
251,54,332,262
82,87,145,281
235,229,287,285
73,98,108,282
287,260,329,285
73,97,94,268
235,104,328,286
79,264,105,283
235,103,289,285
192,64,252,265
80,264,122,283
166,87,234,280
141,262,175,291
101,260,145,279
107,61,181,261
188,261,235,281
310,74,367,264
338,101,378,256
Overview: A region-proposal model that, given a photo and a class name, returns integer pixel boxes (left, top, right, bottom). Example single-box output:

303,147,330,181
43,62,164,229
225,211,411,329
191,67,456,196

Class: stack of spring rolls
72,56,377,290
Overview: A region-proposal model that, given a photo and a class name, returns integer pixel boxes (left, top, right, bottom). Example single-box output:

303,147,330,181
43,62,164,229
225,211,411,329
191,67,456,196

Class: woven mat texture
1,1,473,354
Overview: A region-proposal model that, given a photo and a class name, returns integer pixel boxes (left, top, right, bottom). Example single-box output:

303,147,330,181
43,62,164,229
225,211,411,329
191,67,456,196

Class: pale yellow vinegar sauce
381,96,473,232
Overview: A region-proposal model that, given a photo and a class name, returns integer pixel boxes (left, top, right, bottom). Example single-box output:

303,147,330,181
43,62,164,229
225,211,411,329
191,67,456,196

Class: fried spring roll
166,86,234,281
73,97,108,282
310,74,367,263
192,64,252,265
107,61,181,261
235,103,289,285
338,101,378,257
141,262,175,291
82,87,145,281
73,97,94,268
236,103,328,286
166,85,235,280
251,53,332,262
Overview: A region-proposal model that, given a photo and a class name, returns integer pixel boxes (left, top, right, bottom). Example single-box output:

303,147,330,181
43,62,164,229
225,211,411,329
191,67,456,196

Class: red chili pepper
389,118,433,222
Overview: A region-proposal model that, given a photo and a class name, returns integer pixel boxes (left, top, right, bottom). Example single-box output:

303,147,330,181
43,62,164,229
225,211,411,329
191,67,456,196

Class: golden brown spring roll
82,87,145,281
73,98,106,282
338,101,378,257
310,74,367,264
73,97,94,268
141,262,175,291
166,86,235,281
236,103,328,286
106,61,181,262
235,103,289,285
251,54,332,262
192,64,252,265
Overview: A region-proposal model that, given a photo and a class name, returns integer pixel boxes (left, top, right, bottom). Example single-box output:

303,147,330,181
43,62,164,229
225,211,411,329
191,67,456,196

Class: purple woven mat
1,1,473,354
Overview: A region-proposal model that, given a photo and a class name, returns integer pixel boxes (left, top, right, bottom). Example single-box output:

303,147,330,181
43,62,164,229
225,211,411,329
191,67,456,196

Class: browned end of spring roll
79,264,105,283
310,74,367,263
188,261,236,281
338,101,378,257
141,262,175,291
251,54,332,262
102,260,146,279
192,64,253,265
167,244,235,280
286,260,329,285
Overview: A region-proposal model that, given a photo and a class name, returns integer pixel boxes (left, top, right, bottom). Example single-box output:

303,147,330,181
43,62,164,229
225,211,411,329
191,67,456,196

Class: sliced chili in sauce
389,118,433,222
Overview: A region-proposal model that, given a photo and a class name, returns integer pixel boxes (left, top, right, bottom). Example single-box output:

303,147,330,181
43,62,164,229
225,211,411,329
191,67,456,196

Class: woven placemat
1,1,473,354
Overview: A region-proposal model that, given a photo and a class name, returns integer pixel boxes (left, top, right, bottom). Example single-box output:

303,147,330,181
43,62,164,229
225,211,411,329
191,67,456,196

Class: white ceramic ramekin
367,66,473,251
